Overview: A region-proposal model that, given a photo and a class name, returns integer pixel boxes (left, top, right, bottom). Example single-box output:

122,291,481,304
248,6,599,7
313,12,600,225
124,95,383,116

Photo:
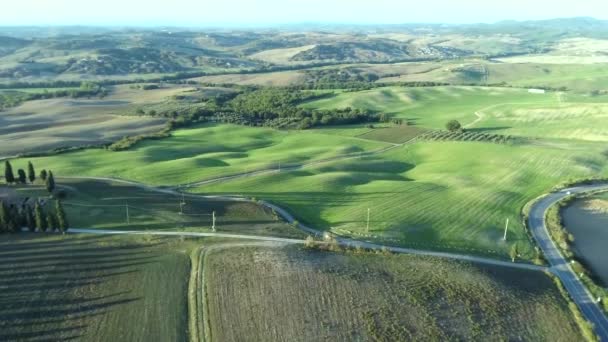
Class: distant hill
0,18,607,81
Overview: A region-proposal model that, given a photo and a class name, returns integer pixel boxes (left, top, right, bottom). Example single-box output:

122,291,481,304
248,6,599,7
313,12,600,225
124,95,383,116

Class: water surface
563,197,608,286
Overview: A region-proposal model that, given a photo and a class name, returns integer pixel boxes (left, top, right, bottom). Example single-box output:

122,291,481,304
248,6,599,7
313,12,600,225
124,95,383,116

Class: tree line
0,82,109,110
1,161,68,234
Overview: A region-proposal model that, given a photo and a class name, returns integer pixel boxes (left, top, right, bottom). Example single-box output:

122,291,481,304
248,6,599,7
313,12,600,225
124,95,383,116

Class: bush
304,236,316,249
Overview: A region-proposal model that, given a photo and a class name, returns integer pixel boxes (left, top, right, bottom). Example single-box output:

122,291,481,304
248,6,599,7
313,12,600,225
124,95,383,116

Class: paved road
528,184,608,341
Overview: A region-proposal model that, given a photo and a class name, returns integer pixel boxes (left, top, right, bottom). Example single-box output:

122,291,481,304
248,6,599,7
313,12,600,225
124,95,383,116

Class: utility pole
126,203,130,225
179,193,185,215
503,218,509,241
366,208,370,234
212,211,216,232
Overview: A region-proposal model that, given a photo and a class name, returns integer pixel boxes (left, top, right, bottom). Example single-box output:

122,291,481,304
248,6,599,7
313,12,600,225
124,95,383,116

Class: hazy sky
1,0,607,26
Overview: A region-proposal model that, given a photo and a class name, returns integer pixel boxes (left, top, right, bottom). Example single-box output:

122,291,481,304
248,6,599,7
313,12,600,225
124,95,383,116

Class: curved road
528,184,608,341
60,176,545,272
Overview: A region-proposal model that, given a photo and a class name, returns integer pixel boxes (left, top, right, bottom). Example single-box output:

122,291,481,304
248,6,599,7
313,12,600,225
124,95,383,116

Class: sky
1,0,607,26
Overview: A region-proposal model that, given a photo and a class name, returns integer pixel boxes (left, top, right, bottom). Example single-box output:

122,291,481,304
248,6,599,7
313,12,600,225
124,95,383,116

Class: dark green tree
446,120,463,132
27,161,36,183
56,200,69,233
4,161,15,184
34,202,46,232
25,205,36,232
7,204,19,232
17,169,26,184
46,171,55,195
46,212,57,232
40,169,48,181
0,201,8,233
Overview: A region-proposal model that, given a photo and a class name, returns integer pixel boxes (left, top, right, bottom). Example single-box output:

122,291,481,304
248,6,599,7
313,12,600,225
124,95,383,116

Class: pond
562,195,608,286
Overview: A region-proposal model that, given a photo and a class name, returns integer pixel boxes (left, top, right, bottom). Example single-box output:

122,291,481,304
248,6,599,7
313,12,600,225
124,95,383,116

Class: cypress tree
56,200,69,234
27,161,36,183
45,171,55,195
34,202,46,232
4,161,15,184
40,169,48,182
0,201,8,233
17,169,26,184
25,205,36,232
46,212,57,232
7,204,19,233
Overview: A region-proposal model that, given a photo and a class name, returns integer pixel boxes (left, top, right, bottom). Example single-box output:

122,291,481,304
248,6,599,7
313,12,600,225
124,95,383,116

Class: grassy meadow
193,140,608,259
15,124,389,186
204,245,585,341
305,86,608,141
303,86,561,128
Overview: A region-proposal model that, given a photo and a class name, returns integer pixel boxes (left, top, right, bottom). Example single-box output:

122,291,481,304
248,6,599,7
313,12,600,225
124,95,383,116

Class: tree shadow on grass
0,237,157,341
465,126,512,133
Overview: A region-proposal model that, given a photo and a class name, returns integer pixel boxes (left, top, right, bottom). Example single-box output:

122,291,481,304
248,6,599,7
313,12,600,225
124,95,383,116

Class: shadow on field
0,235,152,341
466,126,511,133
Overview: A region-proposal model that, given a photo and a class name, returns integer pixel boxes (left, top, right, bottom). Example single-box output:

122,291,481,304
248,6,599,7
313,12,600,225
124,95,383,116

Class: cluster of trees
4,161,55,194
1,161,68,234
135,88,380,131
303,68,379,85
223,88,379,128
0,199,68,234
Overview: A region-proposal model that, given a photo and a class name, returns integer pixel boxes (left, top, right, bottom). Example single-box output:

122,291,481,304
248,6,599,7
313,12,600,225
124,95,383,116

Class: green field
15,124,389,186
304,86,608,142
193,140,607,259
470,98,608,142
10,84,608,259
0,234,198,342
303,86,561,129
204,245,585,341
375,61,608,93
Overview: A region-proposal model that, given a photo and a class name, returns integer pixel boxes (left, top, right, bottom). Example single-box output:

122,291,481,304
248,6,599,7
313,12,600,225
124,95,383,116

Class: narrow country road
60,176,547,272
528,184,608,341
67,228,546,272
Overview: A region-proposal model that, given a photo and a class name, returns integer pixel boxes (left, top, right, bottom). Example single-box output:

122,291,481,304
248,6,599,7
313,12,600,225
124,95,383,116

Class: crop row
416,130,518,144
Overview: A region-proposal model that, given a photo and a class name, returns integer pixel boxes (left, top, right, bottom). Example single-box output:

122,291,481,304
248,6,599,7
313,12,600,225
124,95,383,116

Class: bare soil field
204,245,584,342
0,85,194,156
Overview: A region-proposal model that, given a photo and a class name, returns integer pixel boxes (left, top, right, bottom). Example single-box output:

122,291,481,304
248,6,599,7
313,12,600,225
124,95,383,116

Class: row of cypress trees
4,161,55,193
2,160,67,234
0,199,69,234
